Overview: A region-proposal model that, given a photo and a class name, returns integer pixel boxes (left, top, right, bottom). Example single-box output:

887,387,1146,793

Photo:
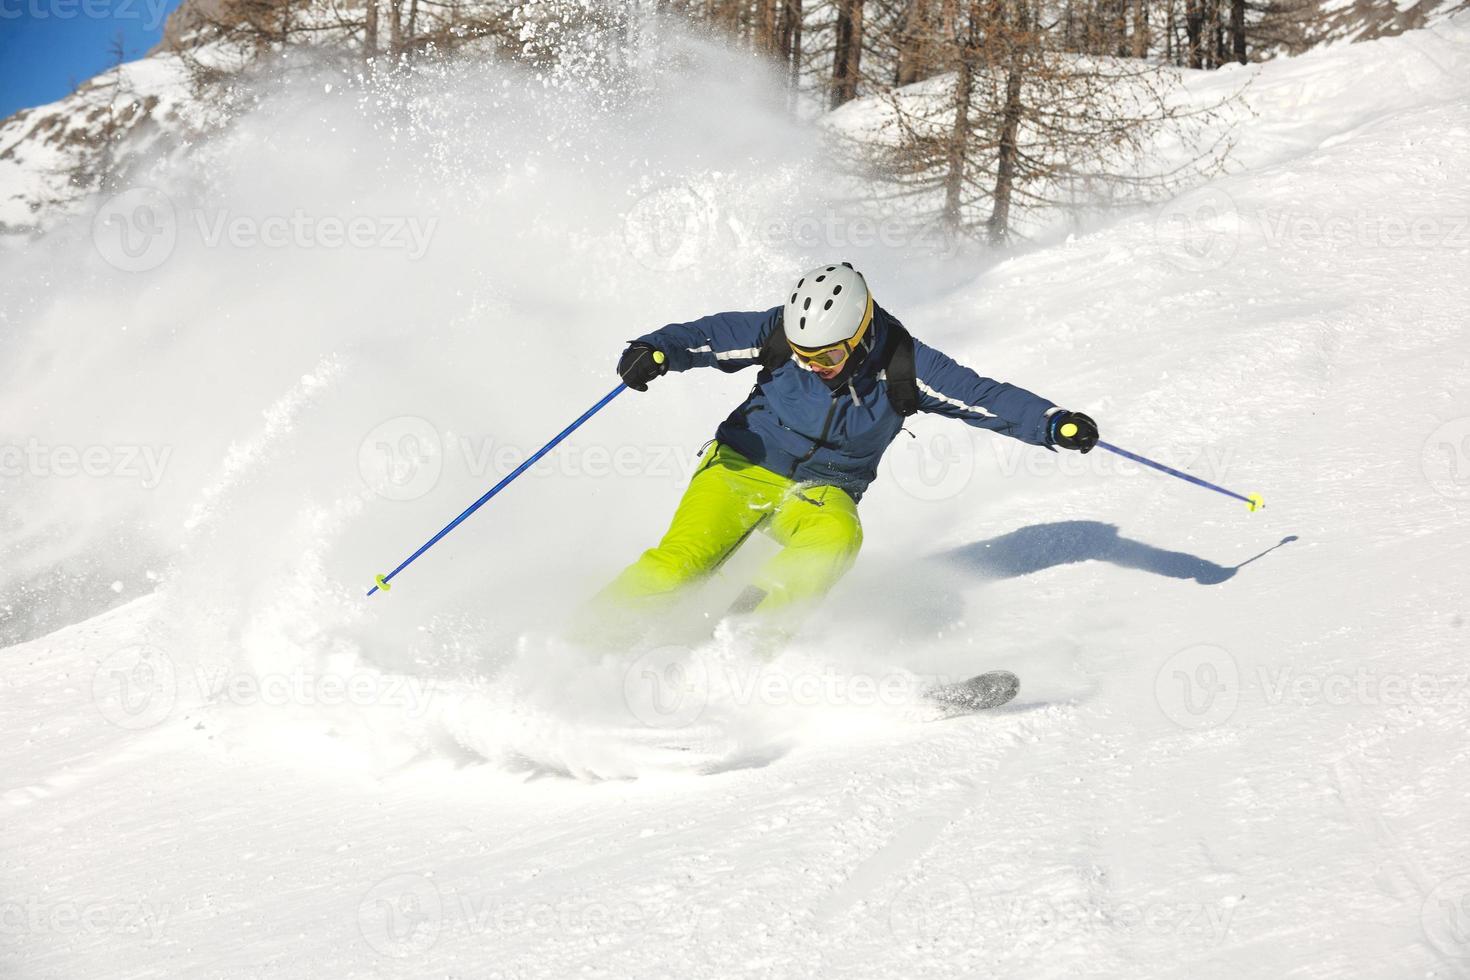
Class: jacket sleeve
912,338,1061,447
634,307,780,374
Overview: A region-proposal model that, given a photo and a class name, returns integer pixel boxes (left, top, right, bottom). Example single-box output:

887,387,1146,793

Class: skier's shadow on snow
941,521,1296,585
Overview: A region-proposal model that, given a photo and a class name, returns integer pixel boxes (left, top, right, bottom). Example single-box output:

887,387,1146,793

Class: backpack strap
879,315,920,417
759,311,791,373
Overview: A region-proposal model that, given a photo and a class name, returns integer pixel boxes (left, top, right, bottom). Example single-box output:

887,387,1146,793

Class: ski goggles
789,295,874,370
792,342,852,370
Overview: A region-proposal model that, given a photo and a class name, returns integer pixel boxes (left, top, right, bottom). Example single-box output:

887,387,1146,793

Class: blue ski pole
1093,440,1264,512
367,383,629,596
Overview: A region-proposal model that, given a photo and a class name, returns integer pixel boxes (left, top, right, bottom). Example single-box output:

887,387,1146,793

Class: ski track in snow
4,15,1470,980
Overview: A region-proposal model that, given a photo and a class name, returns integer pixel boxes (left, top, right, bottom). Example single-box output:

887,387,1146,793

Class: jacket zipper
790,393,839,478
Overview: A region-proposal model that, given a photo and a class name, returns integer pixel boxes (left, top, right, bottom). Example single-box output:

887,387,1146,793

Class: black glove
1050,411,1099,453
614,345,667,390
616,342,667,392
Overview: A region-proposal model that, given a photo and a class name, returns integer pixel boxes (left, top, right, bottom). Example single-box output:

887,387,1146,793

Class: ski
924,670,1020,714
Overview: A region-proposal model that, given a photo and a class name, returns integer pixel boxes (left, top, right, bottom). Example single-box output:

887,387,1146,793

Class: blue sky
0,0,186,120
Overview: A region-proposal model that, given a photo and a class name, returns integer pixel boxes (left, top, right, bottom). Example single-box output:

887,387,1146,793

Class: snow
4,15,1470,979
0,53,199,232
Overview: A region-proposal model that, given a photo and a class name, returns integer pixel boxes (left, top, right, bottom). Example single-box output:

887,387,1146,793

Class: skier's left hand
1050,411,1099,453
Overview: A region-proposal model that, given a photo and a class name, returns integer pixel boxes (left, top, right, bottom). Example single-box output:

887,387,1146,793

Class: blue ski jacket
636,304,1059,501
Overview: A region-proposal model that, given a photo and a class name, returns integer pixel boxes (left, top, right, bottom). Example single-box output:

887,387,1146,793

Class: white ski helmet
784,262,873,352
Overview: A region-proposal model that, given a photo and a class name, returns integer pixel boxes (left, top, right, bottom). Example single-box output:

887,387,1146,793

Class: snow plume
0,26,971,777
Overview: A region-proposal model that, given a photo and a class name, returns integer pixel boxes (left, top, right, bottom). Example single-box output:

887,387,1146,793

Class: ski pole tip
1246,493,1265,513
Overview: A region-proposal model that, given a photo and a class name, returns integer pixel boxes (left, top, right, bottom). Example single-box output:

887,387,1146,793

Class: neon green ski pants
596,443,863,616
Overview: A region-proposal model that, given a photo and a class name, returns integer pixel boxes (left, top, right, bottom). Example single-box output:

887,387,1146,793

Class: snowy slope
3,16,1470,980
0,54,201,233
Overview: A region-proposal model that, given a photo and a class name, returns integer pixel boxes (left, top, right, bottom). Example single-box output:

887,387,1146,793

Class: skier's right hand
617,342,667,392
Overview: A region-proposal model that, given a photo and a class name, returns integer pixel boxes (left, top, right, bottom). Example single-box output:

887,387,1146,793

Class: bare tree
877,0,1235,245
832,0,866,107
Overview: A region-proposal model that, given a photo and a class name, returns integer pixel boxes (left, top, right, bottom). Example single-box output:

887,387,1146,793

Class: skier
591,262,1098,644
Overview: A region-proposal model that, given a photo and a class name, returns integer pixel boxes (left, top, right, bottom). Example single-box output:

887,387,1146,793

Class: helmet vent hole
823,299,833,310
797,278,805,288
803,297,811,310
826,266,836,271
790,293,798,304
799,317,806,329
832,284,842,295
816,275,826,282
